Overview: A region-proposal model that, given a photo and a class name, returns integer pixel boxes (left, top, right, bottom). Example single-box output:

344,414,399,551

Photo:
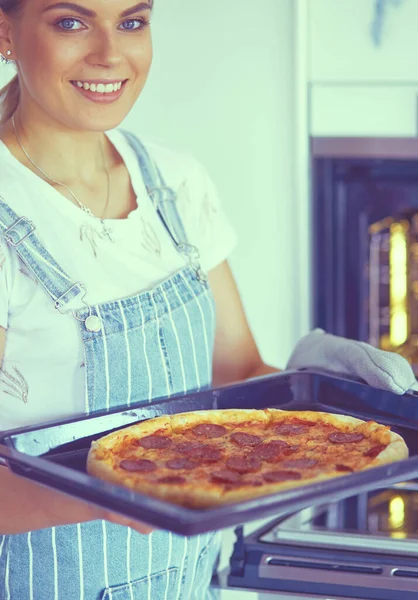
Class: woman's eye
120,19,149,31
56,18,84,31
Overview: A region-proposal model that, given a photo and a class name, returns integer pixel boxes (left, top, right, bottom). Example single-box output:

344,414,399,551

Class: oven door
214,483,418,600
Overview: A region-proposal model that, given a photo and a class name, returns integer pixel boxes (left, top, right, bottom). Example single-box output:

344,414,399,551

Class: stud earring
1,50,13,65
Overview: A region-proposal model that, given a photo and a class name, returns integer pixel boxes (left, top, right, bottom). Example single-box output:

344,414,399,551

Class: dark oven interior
313,139,418,374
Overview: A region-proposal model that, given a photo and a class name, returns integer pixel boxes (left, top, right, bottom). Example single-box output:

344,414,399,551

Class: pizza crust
87,408,409,509
88,416,172,461
169,408,271,432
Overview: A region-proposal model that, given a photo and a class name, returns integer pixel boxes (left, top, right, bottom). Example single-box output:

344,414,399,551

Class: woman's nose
86,31,122,68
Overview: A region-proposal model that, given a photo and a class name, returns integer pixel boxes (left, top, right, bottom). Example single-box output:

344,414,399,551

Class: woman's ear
0,10,14,58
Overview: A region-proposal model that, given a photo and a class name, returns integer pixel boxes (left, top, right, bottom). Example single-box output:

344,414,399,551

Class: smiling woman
0,1,153,123
0,0,274,598
0,0,154,133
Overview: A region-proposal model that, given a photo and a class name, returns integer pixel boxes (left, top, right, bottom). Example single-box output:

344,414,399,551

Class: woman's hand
286,329,418,395
100,508,155,535
0,466,154,535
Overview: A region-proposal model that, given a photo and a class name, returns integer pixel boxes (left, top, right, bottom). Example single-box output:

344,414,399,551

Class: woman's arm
0,466,154,535
0,466,99,533
208,261,280,387
0,326,153,535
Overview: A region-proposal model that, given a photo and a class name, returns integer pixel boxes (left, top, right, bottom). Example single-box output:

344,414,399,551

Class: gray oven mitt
286,329,418,395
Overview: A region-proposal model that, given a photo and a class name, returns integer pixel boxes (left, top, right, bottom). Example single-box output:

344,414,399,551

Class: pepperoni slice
230,432,262,447
138,435,172,449
192,424,227,438
226,457,262,473
273,423,310,436
176,442,201,455
166,458,196,470
249,441,291,461
192,445,222,462
212,469,241,484
290,418,316,427
120,459,157,472
335,464,353,472
158,476,186,484
283,458,318,469
328,432,365,444
364,444,386,458
263,470,302,483
270,439,292,447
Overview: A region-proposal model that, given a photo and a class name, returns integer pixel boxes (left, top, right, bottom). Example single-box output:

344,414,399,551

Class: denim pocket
101,567,179,600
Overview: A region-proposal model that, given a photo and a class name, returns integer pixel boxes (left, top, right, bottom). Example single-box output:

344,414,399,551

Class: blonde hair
0,74,19,124
0,0,23,124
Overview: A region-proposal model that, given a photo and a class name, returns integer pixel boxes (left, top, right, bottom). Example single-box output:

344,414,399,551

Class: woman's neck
0,109,112,187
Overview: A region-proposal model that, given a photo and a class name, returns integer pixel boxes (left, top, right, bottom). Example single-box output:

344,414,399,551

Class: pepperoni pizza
87,408,408,508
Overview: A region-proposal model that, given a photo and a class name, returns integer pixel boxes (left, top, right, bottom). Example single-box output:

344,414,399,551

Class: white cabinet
311,85,418,137
309,0,418,83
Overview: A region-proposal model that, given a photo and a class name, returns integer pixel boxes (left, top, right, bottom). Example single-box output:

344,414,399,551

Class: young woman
2,1,416,598
0,0,279,598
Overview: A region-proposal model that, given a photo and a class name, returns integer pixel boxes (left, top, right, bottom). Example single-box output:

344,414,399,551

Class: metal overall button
178,244,208,284
85,315,102,333
54,283,101,331
196,268,208,283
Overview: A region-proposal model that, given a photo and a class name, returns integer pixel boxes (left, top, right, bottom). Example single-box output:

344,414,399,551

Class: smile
70,79,128,104
70,80,126,93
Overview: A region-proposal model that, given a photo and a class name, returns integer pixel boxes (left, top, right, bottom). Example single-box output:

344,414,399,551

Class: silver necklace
12,114,114,242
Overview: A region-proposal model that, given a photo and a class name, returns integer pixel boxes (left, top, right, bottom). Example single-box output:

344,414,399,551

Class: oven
312,137,418,374
215,483,418,599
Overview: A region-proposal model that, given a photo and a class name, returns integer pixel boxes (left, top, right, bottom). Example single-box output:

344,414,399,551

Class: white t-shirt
0,129,236,430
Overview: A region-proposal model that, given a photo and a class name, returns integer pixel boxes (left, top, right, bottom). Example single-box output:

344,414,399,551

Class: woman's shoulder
0,139,36,204
107,128,207,186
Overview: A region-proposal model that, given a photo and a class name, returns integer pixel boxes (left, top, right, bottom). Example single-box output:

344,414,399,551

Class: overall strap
121,130,188,246
0,196,88,315
122,131,207,283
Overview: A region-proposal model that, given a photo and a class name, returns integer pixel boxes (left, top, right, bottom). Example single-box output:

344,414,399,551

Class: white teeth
74,80,124,93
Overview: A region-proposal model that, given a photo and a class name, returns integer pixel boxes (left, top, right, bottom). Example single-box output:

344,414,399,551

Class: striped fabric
0,133,221,599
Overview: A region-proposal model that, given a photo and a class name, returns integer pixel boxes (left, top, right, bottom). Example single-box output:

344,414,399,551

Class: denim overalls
0,132,221,600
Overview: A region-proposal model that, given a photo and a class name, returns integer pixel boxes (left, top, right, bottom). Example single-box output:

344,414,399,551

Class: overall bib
0,132,221,600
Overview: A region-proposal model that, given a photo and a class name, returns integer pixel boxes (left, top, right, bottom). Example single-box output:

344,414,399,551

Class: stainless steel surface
260,488,418,556
259,554,418,592
214,568,371,599
213,570,367,600
216,488,418,598
261,525,418,555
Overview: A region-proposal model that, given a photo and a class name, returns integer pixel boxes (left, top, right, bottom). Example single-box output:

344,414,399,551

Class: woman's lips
71,80,128,104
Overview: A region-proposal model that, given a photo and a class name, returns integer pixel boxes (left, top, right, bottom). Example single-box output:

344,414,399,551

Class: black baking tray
1,370,418,536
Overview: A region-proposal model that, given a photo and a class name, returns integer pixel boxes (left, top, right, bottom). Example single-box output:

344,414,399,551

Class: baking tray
1,370,418,536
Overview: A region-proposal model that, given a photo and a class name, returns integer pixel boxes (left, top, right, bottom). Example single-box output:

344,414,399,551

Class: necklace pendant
82,205,94,217
100,220,114,242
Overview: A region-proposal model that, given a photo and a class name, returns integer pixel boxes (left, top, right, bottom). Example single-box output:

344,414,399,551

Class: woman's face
6,0,153,131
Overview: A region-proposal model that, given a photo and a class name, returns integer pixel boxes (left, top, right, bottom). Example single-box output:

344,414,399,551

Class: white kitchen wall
122,0,306,368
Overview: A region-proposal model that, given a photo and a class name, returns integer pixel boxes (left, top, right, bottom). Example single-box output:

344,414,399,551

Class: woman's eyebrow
42,2,152,18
